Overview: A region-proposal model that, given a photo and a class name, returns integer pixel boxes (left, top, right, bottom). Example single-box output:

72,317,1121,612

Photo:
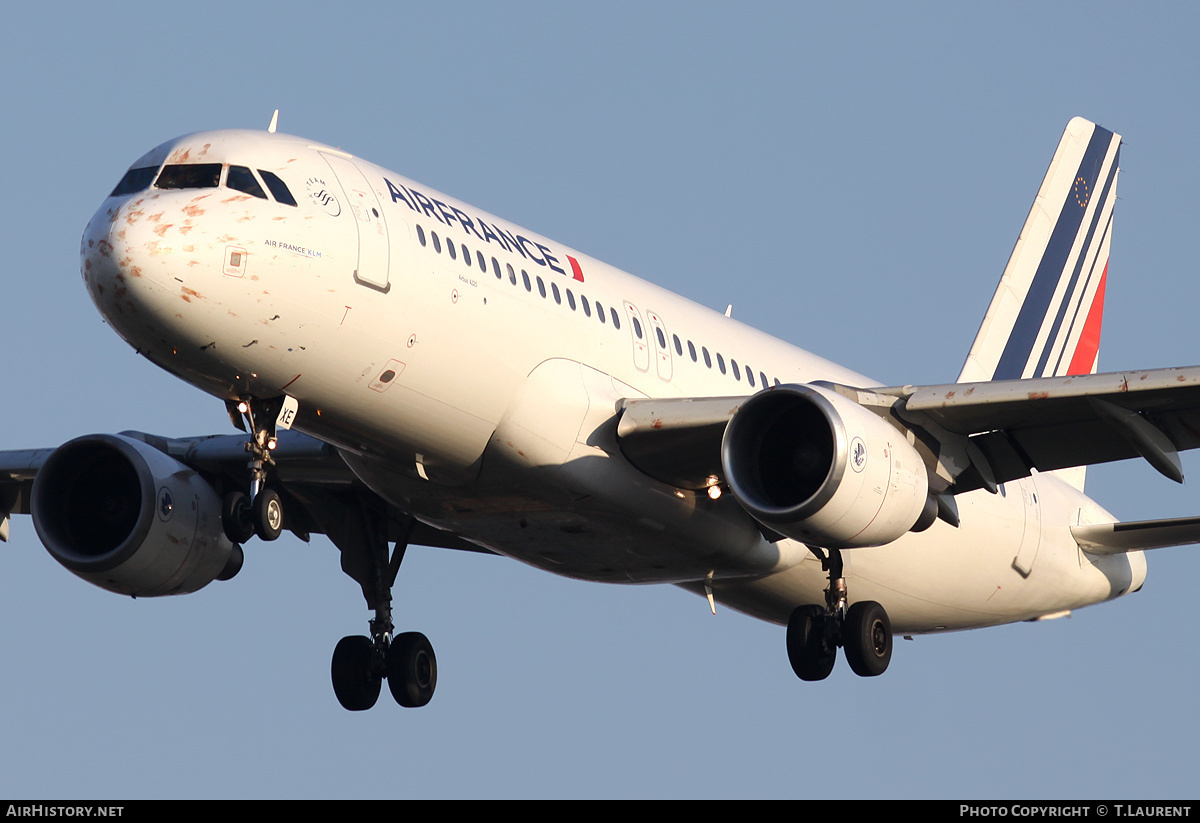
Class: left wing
618,365,1200,495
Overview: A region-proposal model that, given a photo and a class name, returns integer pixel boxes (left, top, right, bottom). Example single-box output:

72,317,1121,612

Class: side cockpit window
156,163,222,190
227,165,268,200
110,166,159,197
258,170,297,206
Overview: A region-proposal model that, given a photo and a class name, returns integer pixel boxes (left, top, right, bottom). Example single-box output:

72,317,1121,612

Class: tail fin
959,117,1122,384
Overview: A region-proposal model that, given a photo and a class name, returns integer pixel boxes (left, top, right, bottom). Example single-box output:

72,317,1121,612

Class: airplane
3,114,1199,711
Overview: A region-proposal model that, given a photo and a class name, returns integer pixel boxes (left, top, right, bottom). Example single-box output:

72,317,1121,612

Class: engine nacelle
31,433,240,596
721,384,931,548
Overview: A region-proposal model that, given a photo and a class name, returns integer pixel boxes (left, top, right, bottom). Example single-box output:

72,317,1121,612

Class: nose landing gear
220,397,288,544
786,547,893,681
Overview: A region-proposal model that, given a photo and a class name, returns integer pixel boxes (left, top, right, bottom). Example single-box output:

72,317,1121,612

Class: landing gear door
321,152,391,292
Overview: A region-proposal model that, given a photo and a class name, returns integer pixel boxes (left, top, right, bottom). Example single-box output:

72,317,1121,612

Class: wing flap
889,366,1200,486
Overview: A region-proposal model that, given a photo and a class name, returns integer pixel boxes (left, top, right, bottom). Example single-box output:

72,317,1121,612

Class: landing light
705,475,722,500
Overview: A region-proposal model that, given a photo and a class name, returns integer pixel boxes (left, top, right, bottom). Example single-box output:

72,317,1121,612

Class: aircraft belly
701,478,1139,633
337,356,810,583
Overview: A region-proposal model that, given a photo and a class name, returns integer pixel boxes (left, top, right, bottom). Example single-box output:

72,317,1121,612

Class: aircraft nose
80,198,177,343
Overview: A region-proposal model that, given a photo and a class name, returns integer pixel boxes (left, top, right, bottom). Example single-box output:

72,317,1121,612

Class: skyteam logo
306,177,341,216
850,437,867,473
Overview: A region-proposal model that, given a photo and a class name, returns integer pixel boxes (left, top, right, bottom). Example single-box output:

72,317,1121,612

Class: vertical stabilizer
959,118,1121,384
958,118,1121,491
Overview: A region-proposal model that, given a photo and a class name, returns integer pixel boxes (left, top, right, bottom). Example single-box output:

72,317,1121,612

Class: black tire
842,600,892,677
253,488,284,541
387,632,437,708
786,605,836,681
221,491,255,544
331,635,381,711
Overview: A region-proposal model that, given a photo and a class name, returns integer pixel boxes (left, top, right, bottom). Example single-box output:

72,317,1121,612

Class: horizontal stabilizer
1072,516,1200,554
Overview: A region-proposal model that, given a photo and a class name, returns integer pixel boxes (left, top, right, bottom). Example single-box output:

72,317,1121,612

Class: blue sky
2,2,1199,798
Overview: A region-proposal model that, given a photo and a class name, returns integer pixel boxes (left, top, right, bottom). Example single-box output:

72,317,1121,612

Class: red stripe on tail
1067,263,1107,375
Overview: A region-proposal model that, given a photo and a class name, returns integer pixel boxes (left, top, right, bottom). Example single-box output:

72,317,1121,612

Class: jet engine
721,384,932,548
31,433,241,596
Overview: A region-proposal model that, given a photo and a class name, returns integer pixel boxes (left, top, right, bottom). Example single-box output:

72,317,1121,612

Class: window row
416,222,780,390
417,224,623,328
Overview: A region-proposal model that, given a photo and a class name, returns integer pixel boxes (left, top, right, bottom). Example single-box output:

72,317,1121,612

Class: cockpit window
258,170,297,206
155,163,222,190
227,166,268,200
110,166,159,197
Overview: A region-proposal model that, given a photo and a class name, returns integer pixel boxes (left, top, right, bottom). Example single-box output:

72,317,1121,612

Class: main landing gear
292,491,436,711
787,547,893,681
327,510,437,711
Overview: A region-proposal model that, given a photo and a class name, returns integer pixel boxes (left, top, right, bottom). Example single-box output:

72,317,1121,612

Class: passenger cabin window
227,166,268,200
111,166,159,197
156,163,222,190
258,170,297,206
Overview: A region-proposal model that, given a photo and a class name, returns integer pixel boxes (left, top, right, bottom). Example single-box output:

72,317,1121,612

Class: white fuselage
79,130,1146,634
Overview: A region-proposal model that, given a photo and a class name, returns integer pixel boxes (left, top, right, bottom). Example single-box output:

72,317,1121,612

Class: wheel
331,635,381,711
253,488,284,541
221,491,255,544
216,542,244,581
786,605,836,681
387,631,437,708
842,600,892,677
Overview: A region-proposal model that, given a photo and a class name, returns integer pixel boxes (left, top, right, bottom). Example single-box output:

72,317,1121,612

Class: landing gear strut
291,490,437,711
786,547,893,681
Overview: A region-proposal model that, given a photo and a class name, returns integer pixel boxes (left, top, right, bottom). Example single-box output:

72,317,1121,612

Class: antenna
267,109,279,134
724,304,733,317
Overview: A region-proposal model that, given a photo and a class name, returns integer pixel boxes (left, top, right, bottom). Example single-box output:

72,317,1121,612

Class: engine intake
721,384,931,548
31,434,239,596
